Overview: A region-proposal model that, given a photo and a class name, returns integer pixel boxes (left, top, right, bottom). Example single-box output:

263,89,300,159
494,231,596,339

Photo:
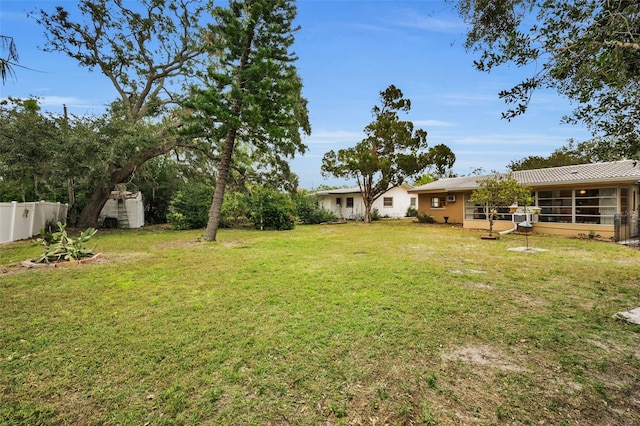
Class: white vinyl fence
0,201,68,244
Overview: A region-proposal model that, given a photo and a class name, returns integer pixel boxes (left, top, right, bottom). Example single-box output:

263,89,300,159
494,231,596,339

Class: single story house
409,160,640,239
315,183,416,220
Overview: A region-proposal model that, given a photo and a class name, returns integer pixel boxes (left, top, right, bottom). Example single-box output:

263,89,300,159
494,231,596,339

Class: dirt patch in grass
156,239,252,250
97,252,154,264
463,282,494,290
156,240,204,250
318,227,338,234
221,241,251,249
507,246,549,253
515,294,547,308
0,263,28,277
443,345,530,373
449,269,486,275
616,258,639,265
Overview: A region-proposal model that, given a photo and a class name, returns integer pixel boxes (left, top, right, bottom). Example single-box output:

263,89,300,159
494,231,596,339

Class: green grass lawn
1,221,639,425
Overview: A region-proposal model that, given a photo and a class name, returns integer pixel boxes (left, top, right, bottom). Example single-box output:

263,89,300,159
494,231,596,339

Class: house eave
408,177,640,194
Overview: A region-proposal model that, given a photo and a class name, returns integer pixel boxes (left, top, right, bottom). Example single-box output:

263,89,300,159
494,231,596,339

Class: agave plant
34,222,98,264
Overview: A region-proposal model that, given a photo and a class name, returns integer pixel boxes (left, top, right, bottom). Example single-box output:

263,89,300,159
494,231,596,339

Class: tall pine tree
186,0,310,241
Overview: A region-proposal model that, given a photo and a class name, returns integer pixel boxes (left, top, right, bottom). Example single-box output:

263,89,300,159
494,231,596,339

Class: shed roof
409,160,640,193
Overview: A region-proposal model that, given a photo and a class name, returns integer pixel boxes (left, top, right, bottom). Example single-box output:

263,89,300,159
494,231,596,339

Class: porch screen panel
537,190,572,223
575,188,616,225
621,188,629,213
464,194,477,219
463,194,513,221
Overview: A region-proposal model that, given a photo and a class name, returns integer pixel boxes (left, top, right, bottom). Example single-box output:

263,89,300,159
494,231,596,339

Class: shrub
293,192,337,224
406,206,418,217
246,187,295,231
416,211,435,223
220,192,251,228
167,184,213,230
371,208,381,221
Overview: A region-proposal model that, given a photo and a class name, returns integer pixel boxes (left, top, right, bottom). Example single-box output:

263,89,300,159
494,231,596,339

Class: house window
431,196,445,208
346,197,354,208
410,197,417,207
336,197,342,207
383,197,393,208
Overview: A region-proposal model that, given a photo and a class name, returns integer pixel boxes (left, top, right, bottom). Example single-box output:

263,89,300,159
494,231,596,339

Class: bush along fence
0,201,68,244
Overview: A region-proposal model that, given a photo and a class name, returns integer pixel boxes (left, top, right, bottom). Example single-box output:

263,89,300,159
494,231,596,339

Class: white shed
99,190,144,228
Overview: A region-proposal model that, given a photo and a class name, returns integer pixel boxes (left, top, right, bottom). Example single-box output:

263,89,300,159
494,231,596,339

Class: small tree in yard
469,174,532,237
321,85,456,223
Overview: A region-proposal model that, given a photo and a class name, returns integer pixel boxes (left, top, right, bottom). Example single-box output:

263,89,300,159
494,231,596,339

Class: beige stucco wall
416,192,465,224
463,219,614,239
463,219,519,233
529,222,614,239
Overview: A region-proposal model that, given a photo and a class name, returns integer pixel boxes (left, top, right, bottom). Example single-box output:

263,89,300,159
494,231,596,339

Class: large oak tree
456,0,640,158
33,0,206,228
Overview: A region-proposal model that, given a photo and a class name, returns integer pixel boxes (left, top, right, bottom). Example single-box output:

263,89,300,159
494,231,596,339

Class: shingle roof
409,160,640,193
314,186,362,195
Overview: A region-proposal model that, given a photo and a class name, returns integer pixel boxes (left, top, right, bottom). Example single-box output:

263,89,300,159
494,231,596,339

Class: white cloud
303,130,364,146
40,96,87,107
24,96,106,115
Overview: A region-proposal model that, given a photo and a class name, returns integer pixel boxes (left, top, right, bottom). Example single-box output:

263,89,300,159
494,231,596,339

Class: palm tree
1,35,19,84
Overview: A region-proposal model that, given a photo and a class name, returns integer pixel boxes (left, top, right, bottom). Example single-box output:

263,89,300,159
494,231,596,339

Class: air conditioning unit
446,194,456,203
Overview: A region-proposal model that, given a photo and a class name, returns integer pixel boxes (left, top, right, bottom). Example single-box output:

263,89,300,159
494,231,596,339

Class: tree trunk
361,178,374,223
363,197,373,223
67,177,75,209
202,127,237,242
488,205,494,236
77,186,112,229
76,143,174,229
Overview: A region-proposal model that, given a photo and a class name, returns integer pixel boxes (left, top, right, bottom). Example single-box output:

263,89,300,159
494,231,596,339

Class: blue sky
0,0,591,189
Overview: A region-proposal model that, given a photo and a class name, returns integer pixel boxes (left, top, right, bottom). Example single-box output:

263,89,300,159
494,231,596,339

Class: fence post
28,202,40,238
9,201,18,242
